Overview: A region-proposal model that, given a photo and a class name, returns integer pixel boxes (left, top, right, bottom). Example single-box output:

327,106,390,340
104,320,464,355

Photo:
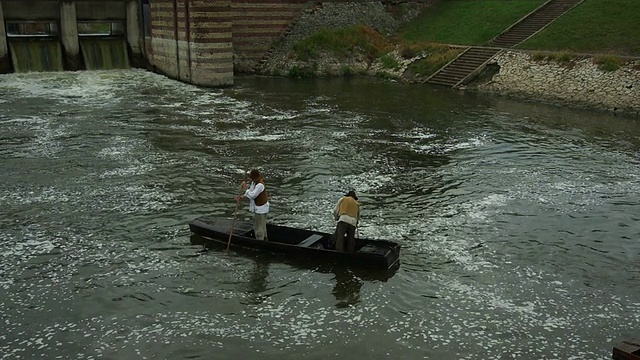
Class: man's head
346,190,358,201
249,169,261,181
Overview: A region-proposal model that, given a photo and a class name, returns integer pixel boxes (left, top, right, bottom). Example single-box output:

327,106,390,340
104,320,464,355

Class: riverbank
257,0,640,117
261,32,640,117
471,50,640,117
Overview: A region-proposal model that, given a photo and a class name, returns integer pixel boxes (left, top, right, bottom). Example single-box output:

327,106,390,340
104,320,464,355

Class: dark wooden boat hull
189,216,401,269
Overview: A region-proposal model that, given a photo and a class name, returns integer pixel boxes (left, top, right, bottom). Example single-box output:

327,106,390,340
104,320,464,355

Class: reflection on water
1,70,639,359
332,267,363,309
245,255,271,305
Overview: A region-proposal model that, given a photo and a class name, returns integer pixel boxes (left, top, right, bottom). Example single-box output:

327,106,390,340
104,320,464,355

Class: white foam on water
99,164,155,178
259,111,299,121
413,134,489,155
206,129,303,142
393,128,437,140
0,72,118,107
339,171,395,193
0,186,70,206
0,114,74,158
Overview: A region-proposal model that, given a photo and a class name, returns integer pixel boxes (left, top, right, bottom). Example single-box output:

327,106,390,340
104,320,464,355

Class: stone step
428,0,583,87
433,71,471,79
454,58,489,64
430,75,465,82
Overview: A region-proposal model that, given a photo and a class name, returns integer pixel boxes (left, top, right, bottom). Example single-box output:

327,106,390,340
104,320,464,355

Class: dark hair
346,190,358,200
249,169,261,180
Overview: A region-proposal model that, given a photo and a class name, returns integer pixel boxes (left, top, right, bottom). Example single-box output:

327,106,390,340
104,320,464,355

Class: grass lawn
398,0,545,45
519,0,640,56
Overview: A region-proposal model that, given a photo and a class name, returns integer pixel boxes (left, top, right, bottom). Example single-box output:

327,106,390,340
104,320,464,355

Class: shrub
288,64,317,78
376,71,397,80
407,46,463,77
531,51,575,63
594,55,625,72
379,54,400,70
292,25,391,62
341,66,355,77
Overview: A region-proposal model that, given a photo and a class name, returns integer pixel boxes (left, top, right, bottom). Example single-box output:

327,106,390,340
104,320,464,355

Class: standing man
241,169,270,241
333,190,360,252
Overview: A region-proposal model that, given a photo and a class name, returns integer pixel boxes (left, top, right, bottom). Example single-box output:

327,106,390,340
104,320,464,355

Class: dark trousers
334,221,356,252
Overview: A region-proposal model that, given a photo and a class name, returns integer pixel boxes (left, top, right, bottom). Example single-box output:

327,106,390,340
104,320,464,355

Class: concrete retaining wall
0,2,9,74
147,0,233,86
1,0,144,71
232,0,307,73
478,51,640,115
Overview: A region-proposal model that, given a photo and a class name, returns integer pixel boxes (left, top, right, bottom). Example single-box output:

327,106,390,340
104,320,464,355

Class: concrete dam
0,0,312,87
0,0,144,73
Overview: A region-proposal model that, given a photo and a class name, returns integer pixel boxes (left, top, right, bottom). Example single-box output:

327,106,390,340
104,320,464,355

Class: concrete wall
2,0,425,87
2,0,59,21
0,1,10,73
231,0,307,73
147,0,233,87
2,0,126,21
59,0,82,70
1,0,143,72
76,1,126,21
125,0,144,67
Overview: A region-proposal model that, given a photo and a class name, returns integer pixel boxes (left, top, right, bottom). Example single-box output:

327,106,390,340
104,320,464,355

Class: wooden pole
226,182,246,251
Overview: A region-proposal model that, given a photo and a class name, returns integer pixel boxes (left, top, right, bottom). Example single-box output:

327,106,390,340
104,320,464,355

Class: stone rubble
477,51,640,115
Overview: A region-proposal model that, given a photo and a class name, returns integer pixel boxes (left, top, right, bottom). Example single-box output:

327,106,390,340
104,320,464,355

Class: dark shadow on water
331,265,363,309
190,234,398,281
244,254,271,305
190,234,395,307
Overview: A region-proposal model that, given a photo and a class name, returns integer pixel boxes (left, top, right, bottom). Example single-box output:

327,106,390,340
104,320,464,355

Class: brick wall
231,0,307,72
148,0,233,86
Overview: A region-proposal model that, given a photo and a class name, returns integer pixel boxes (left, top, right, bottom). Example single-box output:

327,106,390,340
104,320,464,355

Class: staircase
426,47,500,87
490,0,584,47
427,0,584,87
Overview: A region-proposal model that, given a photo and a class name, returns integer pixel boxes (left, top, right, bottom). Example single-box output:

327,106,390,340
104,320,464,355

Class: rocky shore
473,51,640,116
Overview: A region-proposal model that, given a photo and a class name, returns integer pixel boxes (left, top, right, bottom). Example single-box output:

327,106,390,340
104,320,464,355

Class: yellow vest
338,196,359,219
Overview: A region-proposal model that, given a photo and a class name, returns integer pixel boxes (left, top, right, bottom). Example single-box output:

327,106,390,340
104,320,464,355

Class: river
1,69,639,359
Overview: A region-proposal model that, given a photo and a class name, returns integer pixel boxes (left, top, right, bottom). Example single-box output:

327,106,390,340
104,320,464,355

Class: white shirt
244,182,270,214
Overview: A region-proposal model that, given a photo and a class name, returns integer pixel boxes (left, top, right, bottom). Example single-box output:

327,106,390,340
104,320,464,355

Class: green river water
0,70,639,359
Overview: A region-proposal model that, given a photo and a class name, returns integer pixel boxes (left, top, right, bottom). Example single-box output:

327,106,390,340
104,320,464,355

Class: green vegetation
285,0,639,80
594,55,626,72
379,54,401,70
407,44,463,78
293,25,391,61
531,51,577,63
398,0,545,45
376,71,397,80
340,66,355,77
519,0,640,56
288,64,318,78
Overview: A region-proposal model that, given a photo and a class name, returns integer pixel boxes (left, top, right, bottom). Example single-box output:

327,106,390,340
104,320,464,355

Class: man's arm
245,183,264,199
333,198,342,220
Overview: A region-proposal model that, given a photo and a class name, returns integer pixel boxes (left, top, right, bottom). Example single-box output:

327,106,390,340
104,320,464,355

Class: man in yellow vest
241,169,270,241
332,190,360,252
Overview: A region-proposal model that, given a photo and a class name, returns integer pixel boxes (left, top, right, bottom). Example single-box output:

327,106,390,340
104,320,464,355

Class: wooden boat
613,338,640,360
189,216,401,270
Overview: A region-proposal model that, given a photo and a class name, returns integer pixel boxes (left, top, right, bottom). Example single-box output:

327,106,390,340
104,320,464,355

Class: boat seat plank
298,234,323,248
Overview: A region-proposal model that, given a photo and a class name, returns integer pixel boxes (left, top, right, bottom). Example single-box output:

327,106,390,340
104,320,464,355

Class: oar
226,180,246,252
